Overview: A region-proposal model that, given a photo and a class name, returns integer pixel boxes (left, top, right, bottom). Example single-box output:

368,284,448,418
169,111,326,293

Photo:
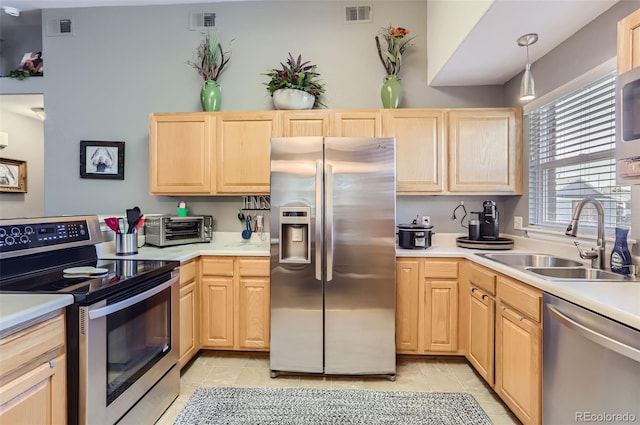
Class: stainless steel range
0,215,180,425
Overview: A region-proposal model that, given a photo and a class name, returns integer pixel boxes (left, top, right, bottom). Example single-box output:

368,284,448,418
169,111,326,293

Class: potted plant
264,53,325,109
375,26,414,108
188,31,232,111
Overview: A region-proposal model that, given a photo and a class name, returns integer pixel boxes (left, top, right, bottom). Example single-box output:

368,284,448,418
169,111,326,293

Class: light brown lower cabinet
0,313,67,425
462,262,542,425
200,256,270,351
467,284,495,386
495,276,542,425
179,259,200,368
395,258,459,355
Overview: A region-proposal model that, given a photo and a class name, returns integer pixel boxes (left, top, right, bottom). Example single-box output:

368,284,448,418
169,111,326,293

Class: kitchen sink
476,253,584,268
526,267,633,281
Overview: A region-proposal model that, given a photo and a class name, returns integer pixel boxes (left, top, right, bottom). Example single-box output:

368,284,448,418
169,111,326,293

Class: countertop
397,234,640,330
0,294,74,335
3,231,639,332
102,231,640,330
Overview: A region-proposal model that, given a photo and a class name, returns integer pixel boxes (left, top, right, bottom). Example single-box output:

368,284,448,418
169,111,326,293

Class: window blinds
528,71,632,234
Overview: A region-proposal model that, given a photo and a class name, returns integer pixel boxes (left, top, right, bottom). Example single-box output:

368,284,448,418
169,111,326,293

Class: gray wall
39,1,504,232
15,1,639,235
502,0,640,240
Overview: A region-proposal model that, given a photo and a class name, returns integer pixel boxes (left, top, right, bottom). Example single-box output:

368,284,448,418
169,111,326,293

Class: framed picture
17,51,43,76
0,158,27,193
80,140,125,180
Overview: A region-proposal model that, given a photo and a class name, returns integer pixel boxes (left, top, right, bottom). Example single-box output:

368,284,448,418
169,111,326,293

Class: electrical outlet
514,216,523,230
422,216,430,226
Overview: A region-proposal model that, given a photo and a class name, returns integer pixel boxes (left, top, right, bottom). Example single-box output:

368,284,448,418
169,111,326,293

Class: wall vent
189,12,216,30
344,5,372,23
46,18,74,36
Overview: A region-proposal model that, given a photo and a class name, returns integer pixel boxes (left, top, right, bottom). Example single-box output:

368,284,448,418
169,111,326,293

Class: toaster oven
144,215,213,247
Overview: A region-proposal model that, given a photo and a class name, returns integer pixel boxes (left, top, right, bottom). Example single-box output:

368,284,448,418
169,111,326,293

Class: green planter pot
380,75,403,109
201,80,221,112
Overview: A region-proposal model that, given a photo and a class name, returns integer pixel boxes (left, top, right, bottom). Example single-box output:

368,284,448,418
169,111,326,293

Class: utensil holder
116,233,138,256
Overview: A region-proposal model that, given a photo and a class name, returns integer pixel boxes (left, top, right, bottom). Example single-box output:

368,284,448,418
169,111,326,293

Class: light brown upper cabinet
149,113,214,194
618,8,640,73
150,108,521,195
280,110,330,137
383,109,445,193
447,108,522,194
331,110,383,137
216,112,278,194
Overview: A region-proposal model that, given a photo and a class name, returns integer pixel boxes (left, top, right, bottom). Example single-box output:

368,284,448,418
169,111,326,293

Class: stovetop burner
0,258,178,304
0,215,180,304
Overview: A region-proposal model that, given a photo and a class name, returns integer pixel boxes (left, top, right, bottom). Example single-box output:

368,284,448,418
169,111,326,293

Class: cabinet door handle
482,294,488,300
471,287,477,293
502,305,526,322
49,360,55,368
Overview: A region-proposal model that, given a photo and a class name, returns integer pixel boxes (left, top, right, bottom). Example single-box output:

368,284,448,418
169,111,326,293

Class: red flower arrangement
375,25,415,77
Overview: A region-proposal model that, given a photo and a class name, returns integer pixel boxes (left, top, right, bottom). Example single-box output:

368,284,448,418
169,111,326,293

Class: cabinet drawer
201,257,235,276
0,314,65,379
423,259,458,278
497,277,541,322
238,258,270,277
467,262,496,295
180,260,197,285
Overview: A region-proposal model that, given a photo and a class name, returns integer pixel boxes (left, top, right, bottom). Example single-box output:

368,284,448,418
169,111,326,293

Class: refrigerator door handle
315,160,322,281
326,162,333,282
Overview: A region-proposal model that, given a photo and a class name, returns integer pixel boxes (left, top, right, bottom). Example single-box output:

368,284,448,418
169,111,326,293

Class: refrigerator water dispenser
279,206,311,264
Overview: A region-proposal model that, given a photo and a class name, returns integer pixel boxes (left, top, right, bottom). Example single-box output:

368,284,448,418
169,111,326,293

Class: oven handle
88,274,178,320
547,304,640,363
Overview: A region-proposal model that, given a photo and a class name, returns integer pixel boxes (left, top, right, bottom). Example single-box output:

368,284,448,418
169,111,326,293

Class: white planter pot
272,88,315,110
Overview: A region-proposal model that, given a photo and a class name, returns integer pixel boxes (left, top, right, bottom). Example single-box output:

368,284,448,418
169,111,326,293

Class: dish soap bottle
610,227,632,275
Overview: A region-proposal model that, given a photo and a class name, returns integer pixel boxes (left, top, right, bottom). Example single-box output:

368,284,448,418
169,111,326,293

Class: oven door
79,271,179,425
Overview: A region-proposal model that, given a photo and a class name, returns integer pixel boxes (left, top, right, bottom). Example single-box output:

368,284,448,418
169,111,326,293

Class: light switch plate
514,216,523,230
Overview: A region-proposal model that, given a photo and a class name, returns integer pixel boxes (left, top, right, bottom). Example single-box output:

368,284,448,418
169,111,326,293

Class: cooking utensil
126,208,140,234
237,209,245,222
135,216,145,232
104,217,120,233
241,215,253,240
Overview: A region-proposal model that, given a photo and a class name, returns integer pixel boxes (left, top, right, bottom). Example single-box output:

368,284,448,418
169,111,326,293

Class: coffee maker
473,200,499,240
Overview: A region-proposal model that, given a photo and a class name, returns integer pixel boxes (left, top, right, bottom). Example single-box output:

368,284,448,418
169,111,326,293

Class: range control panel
0,220,90,253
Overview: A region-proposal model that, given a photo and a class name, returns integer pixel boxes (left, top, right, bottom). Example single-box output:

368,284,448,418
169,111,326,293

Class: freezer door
270,137,324,374
324,137,396,375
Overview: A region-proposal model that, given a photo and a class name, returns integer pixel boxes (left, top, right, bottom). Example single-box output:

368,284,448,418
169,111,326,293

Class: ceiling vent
344,5,372,23
189,12,215,30
46,18,73,36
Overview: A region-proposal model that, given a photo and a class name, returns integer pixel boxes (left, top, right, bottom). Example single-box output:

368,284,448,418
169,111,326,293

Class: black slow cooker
397,223,433,249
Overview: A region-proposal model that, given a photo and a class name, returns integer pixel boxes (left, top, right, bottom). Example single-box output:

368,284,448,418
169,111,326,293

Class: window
528,70,631,236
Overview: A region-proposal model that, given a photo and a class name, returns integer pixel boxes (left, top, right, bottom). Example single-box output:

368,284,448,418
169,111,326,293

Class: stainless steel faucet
565,197,606,269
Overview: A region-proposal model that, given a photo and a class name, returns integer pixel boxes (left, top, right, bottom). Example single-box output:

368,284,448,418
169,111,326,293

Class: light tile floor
156,351,521,425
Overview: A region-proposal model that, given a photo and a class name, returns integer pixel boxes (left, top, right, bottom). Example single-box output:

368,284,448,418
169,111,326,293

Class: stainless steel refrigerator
269,136,396,378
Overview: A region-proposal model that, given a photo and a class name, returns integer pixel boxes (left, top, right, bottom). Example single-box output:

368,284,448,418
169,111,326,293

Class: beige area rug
173,386,492,424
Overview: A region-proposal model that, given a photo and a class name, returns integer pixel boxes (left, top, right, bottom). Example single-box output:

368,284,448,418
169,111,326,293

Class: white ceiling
430,0,619,86
0,94,44,120
0,0,620,87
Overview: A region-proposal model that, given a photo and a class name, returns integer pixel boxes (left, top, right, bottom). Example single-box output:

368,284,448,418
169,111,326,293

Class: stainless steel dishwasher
543,293,640,424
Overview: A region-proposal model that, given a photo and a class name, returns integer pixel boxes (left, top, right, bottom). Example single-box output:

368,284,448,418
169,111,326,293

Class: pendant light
517,33,538,101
